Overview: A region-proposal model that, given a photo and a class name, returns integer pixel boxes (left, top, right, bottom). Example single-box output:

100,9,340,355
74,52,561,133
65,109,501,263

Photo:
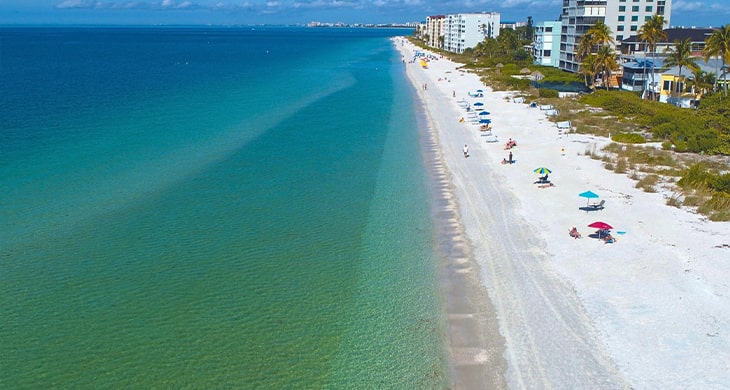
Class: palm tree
576,21,615,62
594,45,619,89
663,38,700,93
637,15,667,99
703,24,730,97
579,54,598,88
687,68,715,96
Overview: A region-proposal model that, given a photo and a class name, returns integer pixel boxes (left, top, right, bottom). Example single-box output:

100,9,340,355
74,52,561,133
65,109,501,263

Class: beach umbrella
579,190,599,205
533,167,552,175
473,102,484,106
478,111,490,116
476,89,483,93
588,221,613,230
479,119,491,124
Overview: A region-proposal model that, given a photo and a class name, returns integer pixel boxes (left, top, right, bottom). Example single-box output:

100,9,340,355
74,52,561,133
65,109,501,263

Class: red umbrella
588,221,613,230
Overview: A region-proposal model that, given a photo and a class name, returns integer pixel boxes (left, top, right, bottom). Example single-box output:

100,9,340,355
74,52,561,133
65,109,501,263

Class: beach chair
589,200,605,210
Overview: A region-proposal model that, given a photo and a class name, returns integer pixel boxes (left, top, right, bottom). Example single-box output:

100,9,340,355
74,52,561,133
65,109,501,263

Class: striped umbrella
533,167,552,175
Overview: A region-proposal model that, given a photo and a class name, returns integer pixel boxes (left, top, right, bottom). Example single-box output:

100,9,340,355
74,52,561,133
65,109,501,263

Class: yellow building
659,74,701,108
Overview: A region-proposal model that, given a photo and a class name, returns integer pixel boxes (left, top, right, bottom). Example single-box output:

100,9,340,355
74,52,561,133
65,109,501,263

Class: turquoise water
0,27,447,387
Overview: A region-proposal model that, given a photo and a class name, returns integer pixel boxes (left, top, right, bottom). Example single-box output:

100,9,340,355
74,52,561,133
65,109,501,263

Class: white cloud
56,0,95,8
672,1,705,11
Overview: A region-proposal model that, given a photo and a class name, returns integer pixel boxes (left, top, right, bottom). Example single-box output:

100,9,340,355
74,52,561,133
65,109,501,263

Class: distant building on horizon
443,12,501,54
558,0,672,72
501,21,526,30
533,21,562,68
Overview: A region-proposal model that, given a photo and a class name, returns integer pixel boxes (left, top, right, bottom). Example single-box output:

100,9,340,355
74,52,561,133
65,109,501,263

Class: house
619,28,716,57
630,57,727,107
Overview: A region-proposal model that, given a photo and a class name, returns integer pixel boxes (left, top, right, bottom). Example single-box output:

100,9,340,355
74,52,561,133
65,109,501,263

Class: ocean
0,27,448,387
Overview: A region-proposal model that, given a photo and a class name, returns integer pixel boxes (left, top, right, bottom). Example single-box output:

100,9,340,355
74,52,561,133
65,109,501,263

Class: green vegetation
578,90,730,155
538,88,559,98
676,163,730,220
611,133,646,144
408,24,730,220
636,174,660,192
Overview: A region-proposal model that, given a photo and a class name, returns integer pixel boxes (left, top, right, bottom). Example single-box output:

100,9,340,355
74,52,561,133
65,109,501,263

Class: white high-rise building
443,12,501,54
425,15,446,49
559,0,671,72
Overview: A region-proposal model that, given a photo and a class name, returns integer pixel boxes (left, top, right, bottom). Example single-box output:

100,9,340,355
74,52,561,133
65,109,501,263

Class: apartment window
663,80,671,91
617,35,624,41
632,6,639,11
617,25,625,31
631,15,639,21
546,27,553,32
618,15,625,21
631,25,638,31
544,50,551,56
646,5,653,11
619,5,626,11
645,15,652,21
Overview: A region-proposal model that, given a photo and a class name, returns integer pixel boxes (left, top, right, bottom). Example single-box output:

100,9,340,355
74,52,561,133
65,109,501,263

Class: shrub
636,174,660,192
612,133,646,144
538,88,559,98
698,192,730,221
667,193,683,208
677,163,712,189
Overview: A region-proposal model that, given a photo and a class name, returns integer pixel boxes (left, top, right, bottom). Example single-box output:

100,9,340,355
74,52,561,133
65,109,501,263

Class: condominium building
558,0,671,72
533,21,563,67
443,12,501,54
425,15,446,49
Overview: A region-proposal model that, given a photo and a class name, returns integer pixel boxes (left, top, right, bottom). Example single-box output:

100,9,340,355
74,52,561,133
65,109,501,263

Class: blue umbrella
533,167,552,175
479,119,491,124
579,190,599,205
479,111,490,116
476,89,483,92
473,102,484,106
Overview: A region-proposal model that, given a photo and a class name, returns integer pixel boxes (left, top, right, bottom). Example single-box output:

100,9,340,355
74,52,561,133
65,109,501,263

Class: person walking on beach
508,151,513,164
463,144,469,158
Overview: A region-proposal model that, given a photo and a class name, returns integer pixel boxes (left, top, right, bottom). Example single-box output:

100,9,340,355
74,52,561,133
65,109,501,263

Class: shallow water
0,27,447,388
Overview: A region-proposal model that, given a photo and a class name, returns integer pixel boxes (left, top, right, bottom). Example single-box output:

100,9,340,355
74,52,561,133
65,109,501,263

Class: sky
1,0,728,28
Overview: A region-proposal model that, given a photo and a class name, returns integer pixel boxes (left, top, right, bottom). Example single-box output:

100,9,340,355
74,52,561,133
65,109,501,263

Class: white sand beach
393,37,730,389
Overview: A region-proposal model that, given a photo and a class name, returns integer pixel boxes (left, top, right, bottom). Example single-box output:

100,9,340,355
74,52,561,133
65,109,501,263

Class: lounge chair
589,200,605,210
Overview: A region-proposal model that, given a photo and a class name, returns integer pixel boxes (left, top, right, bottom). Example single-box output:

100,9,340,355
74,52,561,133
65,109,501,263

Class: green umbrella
533,167,552,175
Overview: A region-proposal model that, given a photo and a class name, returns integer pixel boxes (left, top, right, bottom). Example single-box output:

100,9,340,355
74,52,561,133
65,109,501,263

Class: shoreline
394,37,730,389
